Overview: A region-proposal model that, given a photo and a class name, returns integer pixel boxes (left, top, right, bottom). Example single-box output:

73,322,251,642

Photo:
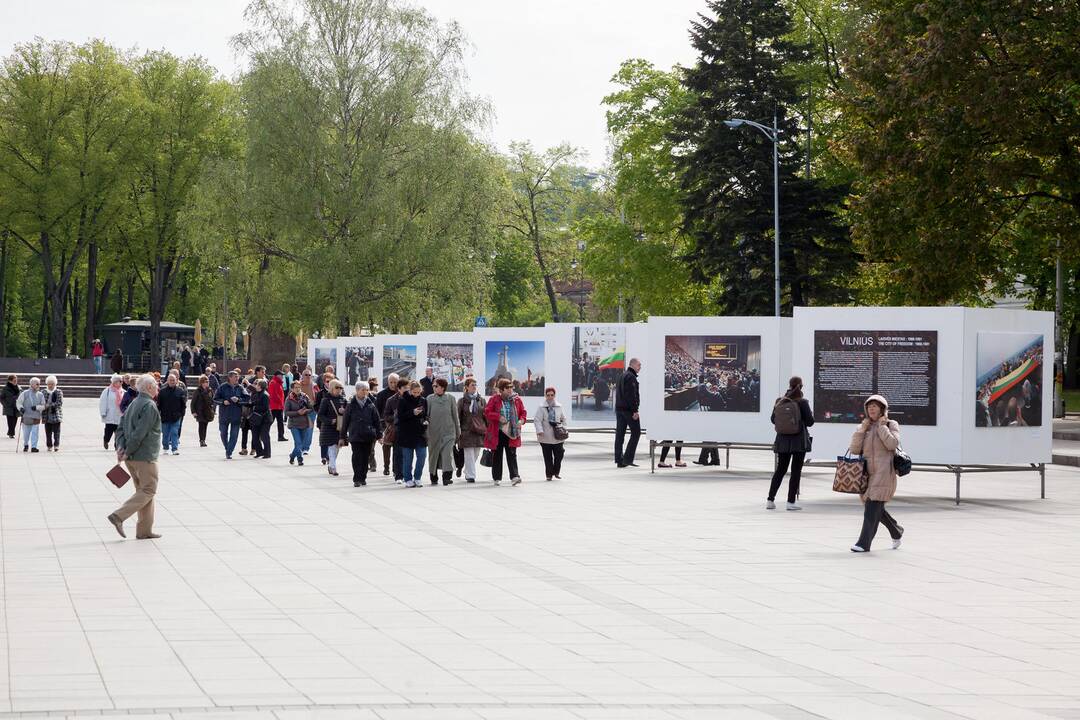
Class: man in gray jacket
108,374,163,540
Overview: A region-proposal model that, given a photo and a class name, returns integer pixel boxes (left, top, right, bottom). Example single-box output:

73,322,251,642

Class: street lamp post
724,111,781,317
218,265,229,372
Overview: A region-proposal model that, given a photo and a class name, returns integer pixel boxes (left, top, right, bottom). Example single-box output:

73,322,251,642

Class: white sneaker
404,481,415,488
395,478,404,485
766,500,776,510
892,538,902,550
786,503,801,511
850,545,867,553
172,449,179,456
493,479,501,486
511,477,522,486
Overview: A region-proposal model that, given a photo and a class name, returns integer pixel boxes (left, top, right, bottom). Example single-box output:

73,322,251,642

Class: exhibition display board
306,339,342,382
644,316,785,444
473,326,549,416
416,331,477,396
544,322,649,427
791,307,1052,465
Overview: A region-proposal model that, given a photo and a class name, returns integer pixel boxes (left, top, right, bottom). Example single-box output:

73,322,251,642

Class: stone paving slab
0,399,1078,719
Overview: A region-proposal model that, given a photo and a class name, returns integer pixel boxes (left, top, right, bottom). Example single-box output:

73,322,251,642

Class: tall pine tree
670,0,856,314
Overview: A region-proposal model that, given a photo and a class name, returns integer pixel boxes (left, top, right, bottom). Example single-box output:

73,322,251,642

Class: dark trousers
491,432,519,481
697,448,720,465
272,409,285,440
7,415,18,437
241,423,249,450
454,444,464,474
197,420,209,445
659,441,682,463
351,440,373,483
768,452,805,503
856,500,903,550
540,442,564,478
103,422,118,448
368,443,377,471
393,444,403,479
382,442,392,472
252,421,271,458
614,410,640,465
45,422,61,448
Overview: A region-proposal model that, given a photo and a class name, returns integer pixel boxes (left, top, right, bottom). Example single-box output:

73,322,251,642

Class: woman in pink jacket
848,394,904,552
484,378,527,486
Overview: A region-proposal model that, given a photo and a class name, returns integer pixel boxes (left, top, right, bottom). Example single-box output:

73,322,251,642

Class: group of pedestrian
2,375,65,452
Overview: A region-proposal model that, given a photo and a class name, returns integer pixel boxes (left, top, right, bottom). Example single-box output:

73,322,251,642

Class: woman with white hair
16,377,45,452
99,374,125,450
342,381,382,486
41,375,64,452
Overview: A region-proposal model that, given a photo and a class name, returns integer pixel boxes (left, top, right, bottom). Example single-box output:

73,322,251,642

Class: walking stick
12,415,21,453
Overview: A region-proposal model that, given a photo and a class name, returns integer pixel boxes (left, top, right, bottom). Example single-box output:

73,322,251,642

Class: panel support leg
954,467,961,506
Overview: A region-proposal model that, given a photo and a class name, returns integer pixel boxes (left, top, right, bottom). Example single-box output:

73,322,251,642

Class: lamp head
723,120,744,129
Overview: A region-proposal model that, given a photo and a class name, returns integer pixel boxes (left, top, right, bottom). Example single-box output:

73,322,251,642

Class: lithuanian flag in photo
598,349,626,371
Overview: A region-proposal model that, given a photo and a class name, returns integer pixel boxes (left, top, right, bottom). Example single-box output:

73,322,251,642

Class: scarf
500,397,519,439
111,385,123,409
464,391,481,414
546,403,558,425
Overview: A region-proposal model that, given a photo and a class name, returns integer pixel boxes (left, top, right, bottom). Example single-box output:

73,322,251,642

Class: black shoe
103,442,109,450
353,480,364,487
383,468,390,476
298,458,304,466
617,463,627,468
289,457,295,465
627,462,639,467
322,457,328,465
23,445,28,452
200,442,207,447
30,448,39,453
443,479,453,486
278,437,287,442
429,479,438,486
466,478,475,483
456,468,462,477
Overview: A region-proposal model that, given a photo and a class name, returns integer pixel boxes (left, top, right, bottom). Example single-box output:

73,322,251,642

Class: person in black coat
395,381,428,487
614,358,642,467
343,382,383,487
375,372,398,476
317,380,347,476
249,379,272,459
767,376,815,510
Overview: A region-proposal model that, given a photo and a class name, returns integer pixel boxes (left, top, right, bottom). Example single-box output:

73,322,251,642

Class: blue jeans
289,428,306,460
401,446,427,481
161,421,181,451
93,356,103,374
21,423,39,449
300,425,313,452
219,419,240,457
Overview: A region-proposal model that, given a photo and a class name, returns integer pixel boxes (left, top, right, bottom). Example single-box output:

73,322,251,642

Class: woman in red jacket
268,371,287,442
484,378,527,486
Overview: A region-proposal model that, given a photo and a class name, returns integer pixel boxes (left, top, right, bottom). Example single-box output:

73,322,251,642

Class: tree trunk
85,241,98,354
69,277,81,354
1067,319,1079,391
124,274,134,317
148,254,175,372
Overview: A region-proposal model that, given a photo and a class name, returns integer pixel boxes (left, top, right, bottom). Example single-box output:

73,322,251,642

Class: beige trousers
114,460,158,538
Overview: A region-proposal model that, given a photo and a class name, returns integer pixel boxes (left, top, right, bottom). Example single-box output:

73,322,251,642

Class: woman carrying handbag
533,386,568,481
457,378,487,483
847,394,904,552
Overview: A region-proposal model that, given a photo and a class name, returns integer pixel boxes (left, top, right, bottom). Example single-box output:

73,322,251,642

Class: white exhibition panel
306,339,341,380
416,331,478,397
336,336,380,396
544,322,650,428
375,334,420,386
962,307,1053,465
473,326,549,417
792,307,962,464
645,316,784,444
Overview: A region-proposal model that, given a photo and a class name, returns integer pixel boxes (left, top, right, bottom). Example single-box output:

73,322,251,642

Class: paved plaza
0,399,1078,719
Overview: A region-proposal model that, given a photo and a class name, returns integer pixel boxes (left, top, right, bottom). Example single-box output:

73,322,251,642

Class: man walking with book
107,374,163,540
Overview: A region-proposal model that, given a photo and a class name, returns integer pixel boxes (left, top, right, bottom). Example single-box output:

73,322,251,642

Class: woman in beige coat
848,394,904,552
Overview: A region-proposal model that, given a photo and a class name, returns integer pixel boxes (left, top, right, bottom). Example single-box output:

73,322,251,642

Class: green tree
670,0,857,315
841,0,1080,305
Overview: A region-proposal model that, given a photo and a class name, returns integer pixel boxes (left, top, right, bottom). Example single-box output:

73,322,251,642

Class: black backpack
773,397,801,435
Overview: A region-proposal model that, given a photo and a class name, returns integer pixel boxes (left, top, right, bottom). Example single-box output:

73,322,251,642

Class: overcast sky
1,0,707,167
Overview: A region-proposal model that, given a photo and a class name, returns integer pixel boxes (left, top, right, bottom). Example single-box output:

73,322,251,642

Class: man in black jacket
614,358,642,467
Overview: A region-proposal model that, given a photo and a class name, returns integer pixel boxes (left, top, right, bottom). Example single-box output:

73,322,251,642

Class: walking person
41,376,64,452
484,378,527,486
106,373,163,540
767,376,815,511
375,373,399,475
367,377,380,473
110,348,124,375
156,373,187,455
384,378,408,482
99,374,125,450
239,366,267,456
317,379,347,476
396,380,428,487
214,370,248,459
120,375,139,413
91,338,106,374
249,379,272,459
534,387,567,481
2,374,20,439
426,378,460,486
17,378,45,452
281,363,294,389
849,394,904,552
614,358,642,468
190,374,215,447
269,371,287,442
657,441,686,469
284,381,314,465
343,381,382,486
457,377,486,483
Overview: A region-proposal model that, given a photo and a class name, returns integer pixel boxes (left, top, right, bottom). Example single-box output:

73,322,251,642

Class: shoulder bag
893,445,912,477
832,452,868,494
